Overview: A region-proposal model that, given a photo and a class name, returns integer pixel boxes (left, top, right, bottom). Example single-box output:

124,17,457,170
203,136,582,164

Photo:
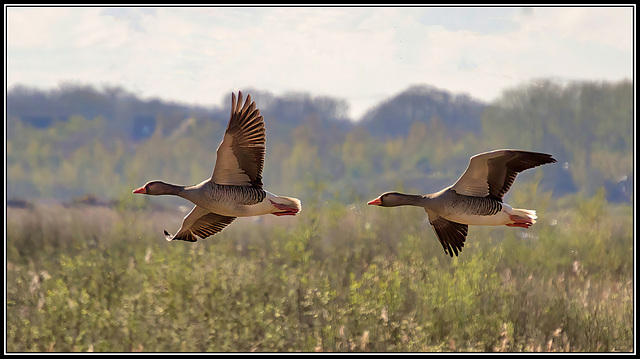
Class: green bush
6,189,634,352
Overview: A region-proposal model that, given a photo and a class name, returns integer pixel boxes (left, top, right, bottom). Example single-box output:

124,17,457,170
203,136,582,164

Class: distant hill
356,85,486,139
6,80,633,204
6,83,220,141
7,83,486,143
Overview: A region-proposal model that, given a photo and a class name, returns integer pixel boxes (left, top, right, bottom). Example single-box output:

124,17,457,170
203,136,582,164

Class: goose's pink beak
367,197,382,206
133,186,146,194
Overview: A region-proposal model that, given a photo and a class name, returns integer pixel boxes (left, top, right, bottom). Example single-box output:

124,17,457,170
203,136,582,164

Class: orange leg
507,214,533,228
270,200,299,216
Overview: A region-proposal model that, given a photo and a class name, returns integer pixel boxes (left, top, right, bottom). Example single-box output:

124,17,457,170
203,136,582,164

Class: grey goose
367,149,556,257
133,91,301,242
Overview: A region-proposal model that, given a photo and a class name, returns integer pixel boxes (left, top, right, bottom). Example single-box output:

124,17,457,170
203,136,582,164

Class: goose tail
506,208,537,228
270,196,302,216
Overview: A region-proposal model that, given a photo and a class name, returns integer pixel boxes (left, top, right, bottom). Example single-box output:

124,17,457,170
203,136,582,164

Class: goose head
367,192,418,207
132,181,182,196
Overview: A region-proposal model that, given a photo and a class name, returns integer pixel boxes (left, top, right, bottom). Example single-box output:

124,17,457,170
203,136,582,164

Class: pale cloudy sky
5,6,634,120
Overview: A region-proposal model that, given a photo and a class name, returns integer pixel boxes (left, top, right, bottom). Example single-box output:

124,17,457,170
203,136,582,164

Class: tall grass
6,191,634,352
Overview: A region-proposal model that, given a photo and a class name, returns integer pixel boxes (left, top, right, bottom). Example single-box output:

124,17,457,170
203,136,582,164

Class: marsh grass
6,192,634,352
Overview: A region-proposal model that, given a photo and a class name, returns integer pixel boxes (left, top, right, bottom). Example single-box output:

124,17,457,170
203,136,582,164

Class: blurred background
5,6,634,353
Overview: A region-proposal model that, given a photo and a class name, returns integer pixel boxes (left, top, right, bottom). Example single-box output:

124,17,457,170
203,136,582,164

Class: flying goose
367,149,556,257
133,91,301,242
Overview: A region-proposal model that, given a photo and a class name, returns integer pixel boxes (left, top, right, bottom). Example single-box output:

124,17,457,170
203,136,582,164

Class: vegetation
6,79,633,204
6,191,634,352
5,78,634,352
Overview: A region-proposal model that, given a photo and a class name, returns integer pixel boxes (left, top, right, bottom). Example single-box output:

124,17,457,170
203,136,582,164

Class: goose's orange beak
367,197,382,206
133,186,146,194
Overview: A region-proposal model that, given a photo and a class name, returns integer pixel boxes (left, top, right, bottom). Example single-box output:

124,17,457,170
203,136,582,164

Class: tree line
6,79,633,205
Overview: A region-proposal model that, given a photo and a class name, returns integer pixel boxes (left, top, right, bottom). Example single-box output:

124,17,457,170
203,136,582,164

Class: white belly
238,192,280,217
192,192,278,217
443,204,513,226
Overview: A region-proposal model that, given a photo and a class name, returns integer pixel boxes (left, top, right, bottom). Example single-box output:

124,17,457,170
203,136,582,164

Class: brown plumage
133,92,301,242
212,92,266,188
368,149,557,257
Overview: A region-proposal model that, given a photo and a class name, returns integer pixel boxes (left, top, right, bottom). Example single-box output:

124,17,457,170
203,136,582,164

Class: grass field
5,190,634,352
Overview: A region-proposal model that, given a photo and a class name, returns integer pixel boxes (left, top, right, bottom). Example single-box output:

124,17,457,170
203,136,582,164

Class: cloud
6,6,634,119
100,7,157,32
520,7,632,51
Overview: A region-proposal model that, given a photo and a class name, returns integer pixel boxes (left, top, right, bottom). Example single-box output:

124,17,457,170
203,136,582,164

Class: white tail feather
510,208,537,224
274,196,302,213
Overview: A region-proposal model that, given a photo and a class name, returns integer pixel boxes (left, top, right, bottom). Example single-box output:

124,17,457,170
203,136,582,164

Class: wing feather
164,206,236,242
451,149,556,201
429,215,469,257
211,92,266,188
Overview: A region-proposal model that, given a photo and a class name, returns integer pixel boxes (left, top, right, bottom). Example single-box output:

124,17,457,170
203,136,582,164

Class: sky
5,5,635,120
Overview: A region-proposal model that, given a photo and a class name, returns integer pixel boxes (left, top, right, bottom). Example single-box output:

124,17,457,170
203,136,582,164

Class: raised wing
451,150,556,201
211,91,266,188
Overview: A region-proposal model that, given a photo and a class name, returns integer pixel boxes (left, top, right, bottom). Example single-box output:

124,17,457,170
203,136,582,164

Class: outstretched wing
428,214,469,257
164,205,236,242
451,149,556,202
211,91,266,188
